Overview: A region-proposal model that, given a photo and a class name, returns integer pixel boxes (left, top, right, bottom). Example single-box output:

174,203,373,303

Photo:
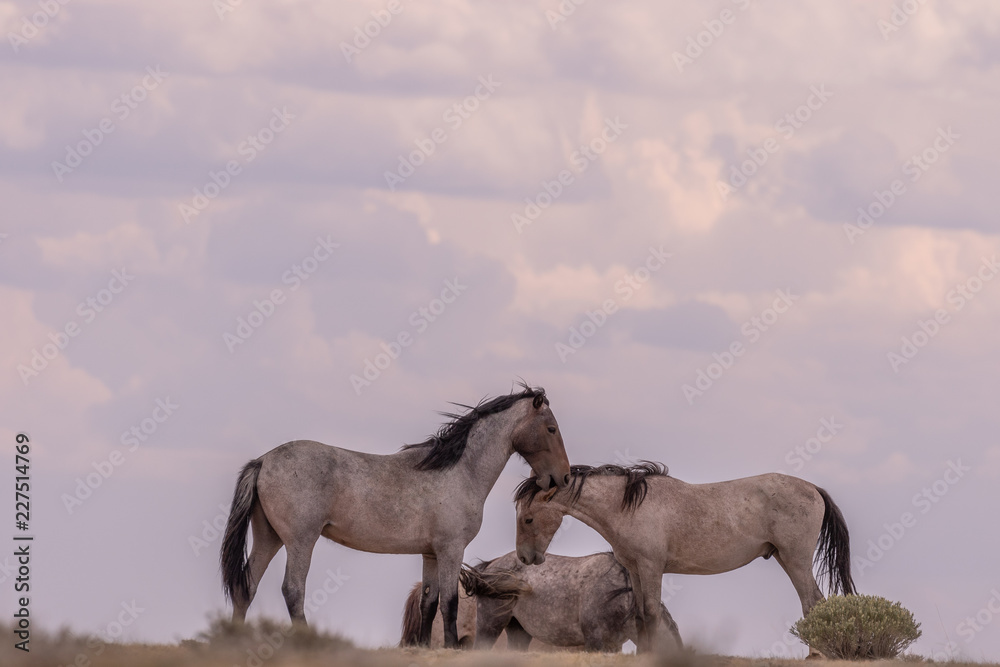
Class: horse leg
657,602,683,652
627,569,649,652
774,550,826,658
417,554,439,646
632,566,665,654
280,536,319,625
435,549,463,648
503,617,532,651
232,504,283,623
582,626,613,652
472,597,512,650
774,551,825,616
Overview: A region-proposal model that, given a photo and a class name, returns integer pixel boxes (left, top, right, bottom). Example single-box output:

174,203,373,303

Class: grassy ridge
0,620,992,667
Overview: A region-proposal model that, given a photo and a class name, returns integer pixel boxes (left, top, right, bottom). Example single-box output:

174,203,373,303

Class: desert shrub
191,613,354,653
791,594,921,660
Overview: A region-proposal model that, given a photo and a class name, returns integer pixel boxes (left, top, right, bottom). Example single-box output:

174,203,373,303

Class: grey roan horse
515,463,856,652
400,551,681,652
220,384,570,648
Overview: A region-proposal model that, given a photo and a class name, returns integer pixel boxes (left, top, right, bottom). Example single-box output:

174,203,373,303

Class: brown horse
220,384,570,648
515,463,856,652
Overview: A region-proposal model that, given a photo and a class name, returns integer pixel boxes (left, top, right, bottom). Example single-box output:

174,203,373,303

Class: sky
1,0,999,660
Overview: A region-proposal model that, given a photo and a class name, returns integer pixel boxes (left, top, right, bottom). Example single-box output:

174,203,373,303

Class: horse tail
814,485,857,596
606,558,639,621
459,563,530,611
400,582,424,646
221,458,262,603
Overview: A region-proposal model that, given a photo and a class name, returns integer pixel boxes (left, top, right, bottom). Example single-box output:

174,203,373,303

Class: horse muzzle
516,547,546,566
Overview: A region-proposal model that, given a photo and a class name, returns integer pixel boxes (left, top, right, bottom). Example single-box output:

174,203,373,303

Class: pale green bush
791,594,921,660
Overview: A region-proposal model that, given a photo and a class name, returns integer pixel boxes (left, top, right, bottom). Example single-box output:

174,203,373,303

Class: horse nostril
519,555,527,565
563,473,570,485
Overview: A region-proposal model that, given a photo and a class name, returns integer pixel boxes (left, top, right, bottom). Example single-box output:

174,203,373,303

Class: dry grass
0,619,994,667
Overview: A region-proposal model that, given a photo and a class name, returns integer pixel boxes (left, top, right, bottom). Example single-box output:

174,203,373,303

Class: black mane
514,461,667,513
401,382,547,471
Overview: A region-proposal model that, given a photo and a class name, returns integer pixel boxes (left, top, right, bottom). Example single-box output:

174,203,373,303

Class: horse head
510,392,571,491
514,486,564,565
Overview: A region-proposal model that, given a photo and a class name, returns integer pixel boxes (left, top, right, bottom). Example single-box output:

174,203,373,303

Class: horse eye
547,426,556,433
525,518,533,524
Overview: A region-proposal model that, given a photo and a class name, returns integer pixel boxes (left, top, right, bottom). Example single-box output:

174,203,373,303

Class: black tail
814,486,857,596
459,563,530,613
400,582,424,646
220,459,262,603
605,556,637,614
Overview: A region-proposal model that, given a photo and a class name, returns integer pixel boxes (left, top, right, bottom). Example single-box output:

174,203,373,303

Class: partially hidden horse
220,384,571,648
514,463,856,653
400,551,682,652
401,580,478,649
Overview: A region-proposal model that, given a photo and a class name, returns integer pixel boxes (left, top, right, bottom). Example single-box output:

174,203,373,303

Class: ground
0,620,990,667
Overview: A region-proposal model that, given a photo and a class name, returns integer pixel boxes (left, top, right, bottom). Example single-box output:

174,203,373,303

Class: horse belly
321,516,427,555
518,606,585,647
667,539,769,574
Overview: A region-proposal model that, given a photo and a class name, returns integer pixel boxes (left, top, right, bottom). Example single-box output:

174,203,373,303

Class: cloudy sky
1,0,999,659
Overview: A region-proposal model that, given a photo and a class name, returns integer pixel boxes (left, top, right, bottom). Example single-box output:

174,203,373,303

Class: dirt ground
0,620,988,667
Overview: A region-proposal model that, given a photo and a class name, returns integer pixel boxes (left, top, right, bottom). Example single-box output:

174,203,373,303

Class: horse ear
541,486,558,502
532,394,544,409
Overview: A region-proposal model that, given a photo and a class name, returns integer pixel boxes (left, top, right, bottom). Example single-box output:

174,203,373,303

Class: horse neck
453,403,521,504
554,477,620,540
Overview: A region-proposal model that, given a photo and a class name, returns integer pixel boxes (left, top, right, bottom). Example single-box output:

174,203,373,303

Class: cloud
2,0,999,660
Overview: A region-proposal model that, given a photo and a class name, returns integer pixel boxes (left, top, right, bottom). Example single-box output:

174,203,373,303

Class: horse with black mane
220,383,570,648
515,462,856,652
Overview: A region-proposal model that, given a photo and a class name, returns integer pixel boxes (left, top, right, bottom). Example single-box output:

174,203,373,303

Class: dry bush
791,594,922,660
